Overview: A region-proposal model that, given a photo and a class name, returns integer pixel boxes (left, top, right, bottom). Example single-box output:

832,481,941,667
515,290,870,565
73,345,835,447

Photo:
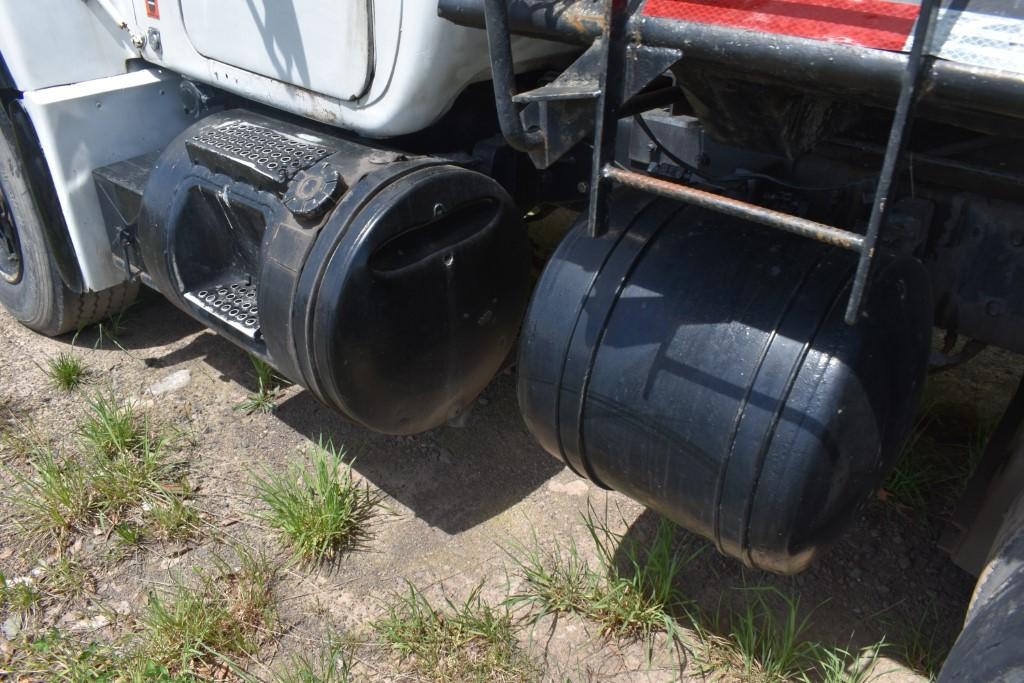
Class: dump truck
0,2,1021,677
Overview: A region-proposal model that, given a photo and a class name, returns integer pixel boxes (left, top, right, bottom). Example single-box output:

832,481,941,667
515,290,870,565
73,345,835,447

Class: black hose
482,0,545,153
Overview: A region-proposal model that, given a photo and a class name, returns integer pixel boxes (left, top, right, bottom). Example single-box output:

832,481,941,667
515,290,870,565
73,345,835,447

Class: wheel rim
0,181,23,284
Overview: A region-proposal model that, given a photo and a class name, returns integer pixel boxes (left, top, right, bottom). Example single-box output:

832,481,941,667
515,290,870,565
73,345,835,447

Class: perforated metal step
186,121,334,191
184,281,261,339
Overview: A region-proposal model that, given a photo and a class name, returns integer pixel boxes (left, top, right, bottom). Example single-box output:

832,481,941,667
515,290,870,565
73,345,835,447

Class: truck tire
0,107,137,336
939,489,1024,682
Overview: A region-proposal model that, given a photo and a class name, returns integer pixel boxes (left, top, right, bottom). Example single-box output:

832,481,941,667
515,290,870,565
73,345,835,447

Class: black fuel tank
135,110,530,435
518,192,932,573
288,163,531,434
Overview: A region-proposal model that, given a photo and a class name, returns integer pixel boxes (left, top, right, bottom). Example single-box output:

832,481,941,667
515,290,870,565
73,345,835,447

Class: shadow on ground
613,493,975,678
63,294,1012,679
274,379,565,534
122,297,565,534
56,291,205,351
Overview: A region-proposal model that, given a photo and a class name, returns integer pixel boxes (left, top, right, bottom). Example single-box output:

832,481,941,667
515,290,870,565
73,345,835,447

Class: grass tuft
0,630,123,681
78,392,149,459
253,438,385,563
43,352,88,392
5,392,188,545
883,395,996,515
237,355,282,415
1,573,44,615
137,545,278,678
888,603,946,680
692,588,886,683
506,503,698,643
700,588,818,681
6,447,92,541
0,419,50,464
41,557,92,602
91,306,133,350
147,495,201,543
376,582,538,683
275,635,354,683
813,640,885,683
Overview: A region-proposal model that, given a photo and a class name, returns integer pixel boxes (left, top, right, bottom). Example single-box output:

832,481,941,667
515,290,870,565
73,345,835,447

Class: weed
78,392,148,458
6,447,92,541
43,352,89,392
275,636,354,683
1,630,123,681
812,640,886,683
237,355,282,415
376,582,538,683
88,437,177,522
946,418,995,505
138,546,278,678
0,394,16,431
890,604,946,679
505,534,594,618
6,395,186,544
583,509,696,640
77,393,186,527
114,521,145,547
691,588,887,683
0,419,49,463
883,394,997,515
92,307,133,349
147,496,201,543
507,504,697,643
708,588,818,681
252,438,385,563
1,575,43,615
42,557,91,601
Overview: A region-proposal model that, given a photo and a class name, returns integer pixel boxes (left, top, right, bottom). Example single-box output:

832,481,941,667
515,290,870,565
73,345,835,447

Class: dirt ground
1,290,1021,682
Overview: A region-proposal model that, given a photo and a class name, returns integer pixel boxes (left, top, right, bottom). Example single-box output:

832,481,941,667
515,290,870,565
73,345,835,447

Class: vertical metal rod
482,0,546,153
586,0,629,237
843,0,940,324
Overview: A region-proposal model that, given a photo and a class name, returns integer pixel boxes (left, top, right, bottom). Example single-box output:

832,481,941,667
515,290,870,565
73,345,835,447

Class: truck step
183,280,261,339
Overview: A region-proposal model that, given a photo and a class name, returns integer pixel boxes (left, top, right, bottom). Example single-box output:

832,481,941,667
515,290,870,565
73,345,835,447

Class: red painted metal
643,0,920,51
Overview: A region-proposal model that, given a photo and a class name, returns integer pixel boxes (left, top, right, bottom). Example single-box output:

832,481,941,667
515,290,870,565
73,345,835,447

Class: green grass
91,307,134,350
0,630,124,681
1,629,208,682
274,636,354,683
376,582,538,683
693,588,885,683
43,352,89,392
701,588,819,681
78,392,149,459
6,447,93,542
137,546,278,678
147,495,201,543
252,438,385,563
507,511,887,681
1,573,44,615
887,603,946,680
41,557,92,602
883,395,995,515
1,560,92,618
236,355,282,415
0,405,45,464
5,393,188,544
813,641,885,683
506,504,699,643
